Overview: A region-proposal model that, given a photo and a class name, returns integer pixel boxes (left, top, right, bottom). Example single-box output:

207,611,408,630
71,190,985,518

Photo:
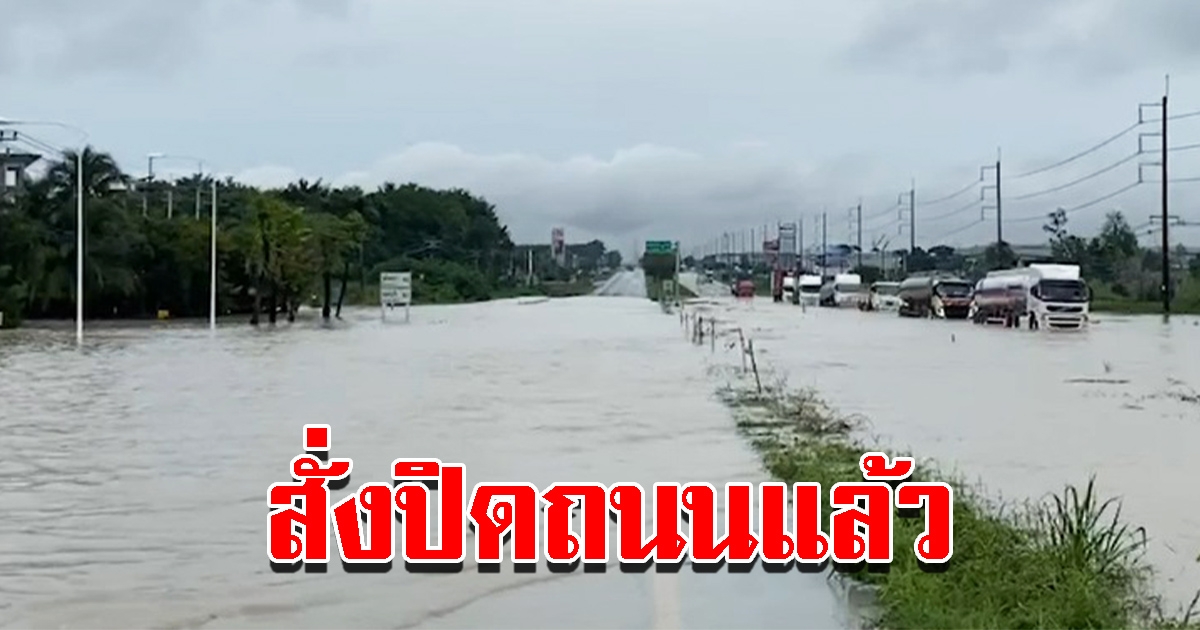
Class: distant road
679,271,728,298
594,269,647,297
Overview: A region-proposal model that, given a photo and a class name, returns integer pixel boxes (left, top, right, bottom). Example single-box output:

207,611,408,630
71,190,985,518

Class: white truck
974,263,1090,330
796,274,822,306
819,273,865,308
861,281,902,311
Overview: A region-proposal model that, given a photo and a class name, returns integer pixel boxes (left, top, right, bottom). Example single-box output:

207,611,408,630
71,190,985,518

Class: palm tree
46,146,130,200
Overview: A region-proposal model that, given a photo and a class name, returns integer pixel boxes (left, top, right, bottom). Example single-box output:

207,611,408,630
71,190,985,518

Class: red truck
731,279,756,298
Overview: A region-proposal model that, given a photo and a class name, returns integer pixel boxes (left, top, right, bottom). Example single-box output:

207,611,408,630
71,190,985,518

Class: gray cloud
841,0,1200,80
6,0,1200,258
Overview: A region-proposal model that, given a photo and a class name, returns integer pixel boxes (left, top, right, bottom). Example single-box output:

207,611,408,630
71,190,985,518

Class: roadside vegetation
0,146,619,327
715,368,1198,629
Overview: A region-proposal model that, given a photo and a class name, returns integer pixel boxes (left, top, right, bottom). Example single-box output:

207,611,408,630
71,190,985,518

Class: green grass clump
718,378,1174,629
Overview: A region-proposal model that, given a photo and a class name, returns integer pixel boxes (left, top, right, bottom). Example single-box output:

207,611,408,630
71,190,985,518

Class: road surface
594,269,648,297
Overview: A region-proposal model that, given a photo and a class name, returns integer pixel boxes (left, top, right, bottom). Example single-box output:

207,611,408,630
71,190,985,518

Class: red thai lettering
468,483,539,565
794,482,830,563
303,424,331,452
542,483,609,563
392,458,466,564
758,482,794,563
268,477,332,564
681,483,759,564
859,452,914,481
608,483,688,563
268,426,353,566
896,482,954,563
829,482,893,564
331,483,395,563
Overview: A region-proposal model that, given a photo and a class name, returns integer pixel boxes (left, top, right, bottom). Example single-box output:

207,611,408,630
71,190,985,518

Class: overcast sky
5,0,1200,257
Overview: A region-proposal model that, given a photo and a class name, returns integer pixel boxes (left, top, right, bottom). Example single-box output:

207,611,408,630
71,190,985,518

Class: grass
714,377,1198,629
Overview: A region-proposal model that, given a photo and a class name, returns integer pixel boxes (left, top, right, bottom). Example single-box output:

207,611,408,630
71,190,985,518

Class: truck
819,273,865,308
897,274,974,319
974,264,1090,330
796,274,822,306
732,278,756,298
771,268,787,303
860,281,902,311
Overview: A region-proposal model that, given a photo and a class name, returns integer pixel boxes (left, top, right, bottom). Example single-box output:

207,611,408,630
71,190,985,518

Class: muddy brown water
701,296,1200,616
0,274,862,629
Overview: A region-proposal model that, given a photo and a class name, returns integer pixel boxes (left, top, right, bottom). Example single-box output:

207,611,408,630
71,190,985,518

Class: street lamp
151,153,219,330
0,118,89,344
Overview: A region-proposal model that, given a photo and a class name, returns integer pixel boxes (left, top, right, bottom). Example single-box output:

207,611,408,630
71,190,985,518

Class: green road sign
645,240,676,255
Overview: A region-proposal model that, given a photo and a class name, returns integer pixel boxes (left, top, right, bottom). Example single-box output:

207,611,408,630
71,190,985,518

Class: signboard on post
644,240,676,255
551,228,566,267
380,271,412,323
778,222,797,268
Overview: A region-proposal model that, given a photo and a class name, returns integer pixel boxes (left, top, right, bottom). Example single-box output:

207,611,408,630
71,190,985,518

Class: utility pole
798,215,805,272
995,148,1003,245
1162,81,1170,315
821,211,827,275
144,156,153,218
856,201,863,270
981,152,1002,254
909,181,915,253
167,187,174,219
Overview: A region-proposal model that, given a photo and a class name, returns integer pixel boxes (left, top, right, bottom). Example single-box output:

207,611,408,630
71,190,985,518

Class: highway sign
645,240,676,255
380,272,412,322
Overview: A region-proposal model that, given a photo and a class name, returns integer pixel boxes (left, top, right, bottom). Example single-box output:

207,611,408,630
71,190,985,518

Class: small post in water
747,339,762,394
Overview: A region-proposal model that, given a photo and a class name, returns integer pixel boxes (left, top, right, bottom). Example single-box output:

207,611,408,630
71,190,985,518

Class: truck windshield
800,285,820,294
835,283,861,293
874,284,899,296
1036,279,1088,302
935,282,972,298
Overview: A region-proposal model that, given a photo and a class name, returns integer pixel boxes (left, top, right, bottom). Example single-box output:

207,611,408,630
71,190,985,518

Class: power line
1005,180,1143,224
1008,151,1141,201
1010,121,1140,179
928,219,984,244
917,178,980,206
924,196,980,222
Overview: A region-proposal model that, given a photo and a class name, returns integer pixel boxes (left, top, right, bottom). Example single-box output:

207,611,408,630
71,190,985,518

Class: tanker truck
897,274,973,319
976,264,1089,330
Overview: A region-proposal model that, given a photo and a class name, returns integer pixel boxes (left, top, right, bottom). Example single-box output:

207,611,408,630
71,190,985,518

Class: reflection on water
0,289,847,629
707,300,1200,614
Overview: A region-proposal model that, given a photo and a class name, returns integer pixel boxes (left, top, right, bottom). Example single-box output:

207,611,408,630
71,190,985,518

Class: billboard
778,222,797,256
551,228,566,266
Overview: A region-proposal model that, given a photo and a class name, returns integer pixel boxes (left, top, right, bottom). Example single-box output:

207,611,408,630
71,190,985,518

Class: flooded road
0,278,852,629
695,293,1200,614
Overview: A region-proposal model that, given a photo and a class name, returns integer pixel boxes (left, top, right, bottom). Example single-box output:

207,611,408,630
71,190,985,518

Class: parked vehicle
819,273,865,307
797,274,822,306
732,278,756,298
782,273,796,302
861,281,902,311
975,264,1089,330
898,274,973,319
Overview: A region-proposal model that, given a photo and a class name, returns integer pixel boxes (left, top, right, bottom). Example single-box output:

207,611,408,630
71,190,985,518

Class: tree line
0,146,613,327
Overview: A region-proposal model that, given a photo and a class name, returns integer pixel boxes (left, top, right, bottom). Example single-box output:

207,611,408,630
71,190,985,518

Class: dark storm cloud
841,0,1200,79
0,0,352,78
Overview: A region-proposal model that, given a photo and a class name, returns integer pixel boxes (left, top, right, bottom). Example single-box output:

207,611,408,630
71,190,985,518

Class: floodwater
0,271,857,629
694,292,1200,614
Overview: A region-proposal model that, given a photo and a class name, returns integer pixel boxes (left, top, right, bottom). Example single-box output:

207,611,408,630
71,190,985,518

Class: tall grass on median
717,377,1172,629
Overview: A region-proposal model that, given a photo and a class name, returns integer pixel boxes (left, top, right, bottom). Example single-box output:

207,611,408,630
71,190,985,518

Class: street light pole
210,177,218,329
152,153,219,328
0,118,90,343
